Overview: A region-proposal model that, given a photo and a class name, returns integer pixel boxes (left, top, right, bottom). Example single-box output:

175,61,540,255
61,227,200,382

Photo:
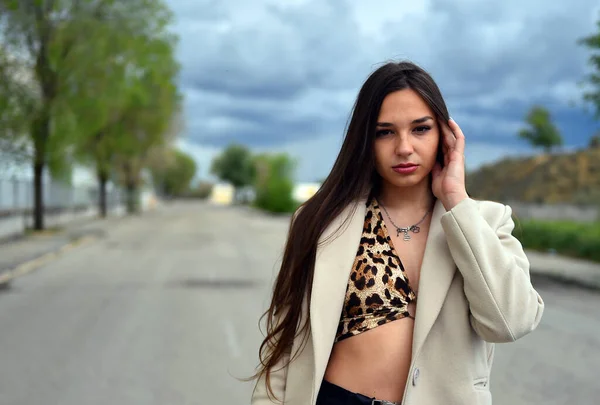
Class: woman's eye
414,125,431,134
375,129,393,137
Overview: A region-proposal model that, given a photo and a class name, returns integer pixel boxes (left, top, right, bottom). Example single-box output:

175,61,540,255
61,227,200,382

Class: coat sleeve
440,198,545,343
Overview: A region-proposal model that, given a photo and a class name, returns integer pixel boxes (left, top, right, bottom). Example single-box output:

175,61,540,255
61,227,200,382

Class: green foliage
578,13,600,119
152,149,197,196
210,144,255,189
209,146,298,212
590,133,600,148
69,0,182,196
0,0,103,165
518,105,563,152
0,46,37,165
0,0,182,221
0,0,95,227
515,218,600,263
253,153,298,214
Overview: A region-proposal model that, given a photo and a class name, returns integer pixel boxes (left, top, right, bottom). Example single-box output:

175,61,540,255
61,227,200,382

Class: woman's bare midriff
323,302,417,403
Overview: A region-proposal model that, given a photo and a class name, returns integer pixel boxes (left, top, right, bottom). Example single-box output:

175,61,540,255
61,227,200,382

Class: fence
0,177,123,214
0,176,125,240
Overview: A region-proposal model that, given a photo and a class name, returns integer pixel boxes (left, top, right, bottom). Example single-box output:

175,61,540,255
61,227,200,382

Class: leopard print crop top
335,196,417,342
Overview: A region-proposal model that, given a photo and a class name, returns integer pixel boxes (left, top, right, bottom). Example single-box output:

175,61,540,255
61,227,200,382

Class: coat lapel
411,199,457,359
308,197,458,396
310,198,367,394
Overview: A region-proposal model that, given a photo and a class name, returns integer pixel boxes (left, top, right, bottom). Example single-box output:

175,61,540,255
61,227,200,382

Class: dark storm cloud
420,0,596,105
167,0,600,177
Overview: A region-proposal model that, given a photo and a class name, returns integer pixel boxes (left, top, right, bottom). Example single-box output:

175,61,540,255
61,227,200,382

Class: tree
0,0,119,229
518,105,563,153
590,133,600,148
0,0,180,225
210,143,255,193
66,11,144,216
578,13,600,120
66,0,181,217
252,152,297,213
151,149,197,197
167,150,197,196
112,52,181,214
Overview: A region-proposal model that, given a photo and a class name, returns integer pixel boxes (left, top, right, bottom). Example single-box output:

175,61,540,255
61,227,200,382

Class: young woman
250,61,545,405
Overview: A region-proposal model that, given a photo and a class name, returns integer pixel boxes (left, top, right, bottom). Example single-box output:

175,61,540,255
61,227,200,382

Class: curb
529,267,600,292
0,234,98,287
525,249,600,292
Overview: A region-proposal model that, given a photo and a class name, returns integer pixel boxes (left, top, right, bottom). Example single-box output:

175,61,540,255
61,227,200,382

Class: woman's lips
392,164,418,174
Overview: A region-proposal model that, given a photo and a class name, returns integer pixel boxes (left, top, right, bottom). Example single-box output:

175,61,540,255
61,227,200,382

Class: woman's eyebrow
376,116,434,127
411,116,434,124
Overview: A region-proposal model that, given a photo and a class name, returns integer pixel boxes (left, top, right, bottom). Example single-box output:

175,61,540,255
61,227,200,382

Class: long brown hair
251,60,450,401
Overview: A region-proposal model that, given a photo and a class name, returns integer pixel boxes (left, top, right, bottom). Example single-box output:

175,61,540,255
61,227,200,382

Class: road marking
223,318,241,359
0,270,13,285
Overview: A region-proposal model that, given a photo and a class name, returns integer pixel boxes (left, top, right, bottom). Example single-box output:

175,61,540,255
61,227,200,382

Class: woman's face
373,88,440,190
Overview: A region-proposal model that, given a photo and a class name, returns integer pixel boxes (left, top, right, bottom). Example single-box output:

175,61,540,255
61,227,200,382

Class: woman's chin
382,173,430,189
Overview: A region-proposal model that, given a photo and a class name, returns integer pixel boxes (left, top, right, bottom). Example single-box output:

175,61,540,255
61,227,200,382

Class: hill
466,146,600,205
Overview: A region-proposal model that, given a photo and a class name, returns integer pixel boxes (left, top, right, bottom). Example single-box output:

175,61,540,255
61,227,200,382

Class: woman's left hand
432,118,469,211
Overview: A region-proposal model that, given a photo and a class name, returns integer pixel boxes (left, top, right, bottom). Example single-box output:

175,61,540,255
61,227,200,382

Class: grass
514,218,600,263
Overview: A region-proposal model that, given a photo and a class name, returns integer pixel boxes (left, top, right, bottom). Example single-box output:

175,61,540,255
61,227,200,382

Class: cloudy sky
168,0,600,183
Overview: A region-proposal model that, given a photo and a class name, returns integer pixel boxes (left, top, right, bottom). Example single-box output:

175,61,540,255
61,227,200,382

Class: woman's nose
394,135,414,155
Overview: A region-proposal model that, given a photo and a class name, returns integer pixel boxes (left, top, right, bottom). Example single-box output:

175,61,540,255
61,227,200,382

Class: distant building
209,183,235,205
293,182,321,203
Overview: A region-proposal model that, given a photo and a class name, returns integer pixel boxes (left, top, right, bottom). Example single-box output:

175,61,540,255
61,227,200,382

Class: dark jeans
316,379,401,405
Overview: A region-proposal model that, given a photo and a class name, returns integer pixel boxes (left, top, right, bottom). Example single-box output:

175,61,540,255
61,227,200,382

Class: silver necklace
378,200,432,241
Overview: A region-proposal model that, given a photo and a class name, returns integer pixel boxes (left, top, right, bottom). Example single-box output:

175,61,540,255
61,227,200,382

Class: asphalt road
0,201,598,405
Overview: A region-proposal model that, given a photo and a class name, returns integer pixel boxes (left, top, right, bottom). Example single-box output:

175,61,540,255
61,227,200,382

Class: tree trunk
126,182,137,214
122,162,137,214
33,161,44,230
32,27,56,231
98,172,108,218
32,112,50,231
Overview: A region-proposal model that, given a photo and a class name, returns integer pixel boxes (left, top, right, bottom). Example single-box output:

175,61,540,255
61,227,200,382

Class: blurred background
1,1,599,404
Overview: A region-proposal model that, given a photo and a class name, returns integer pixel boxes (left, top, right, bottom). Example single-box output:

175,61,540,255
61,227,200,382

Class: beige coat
251,197,545,405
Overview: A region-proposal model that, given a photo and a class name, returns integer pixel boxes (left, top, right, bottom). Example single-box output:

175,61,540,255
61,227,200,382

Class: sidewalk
527,250,600,290
0,214,127,285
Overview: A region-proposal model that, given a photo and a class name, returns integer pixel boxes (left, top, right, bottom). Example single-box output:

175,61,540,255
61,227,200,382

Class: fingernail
449,117,454,121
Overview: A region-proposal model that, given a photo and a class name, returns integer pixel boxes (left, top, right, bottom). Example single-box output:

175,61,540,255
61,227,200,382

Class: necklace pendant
397,227,411,241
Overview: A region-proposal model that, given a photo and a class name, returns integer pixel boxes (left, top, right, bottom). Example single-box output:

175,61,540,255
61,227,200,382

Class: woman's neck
376,179,436,214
